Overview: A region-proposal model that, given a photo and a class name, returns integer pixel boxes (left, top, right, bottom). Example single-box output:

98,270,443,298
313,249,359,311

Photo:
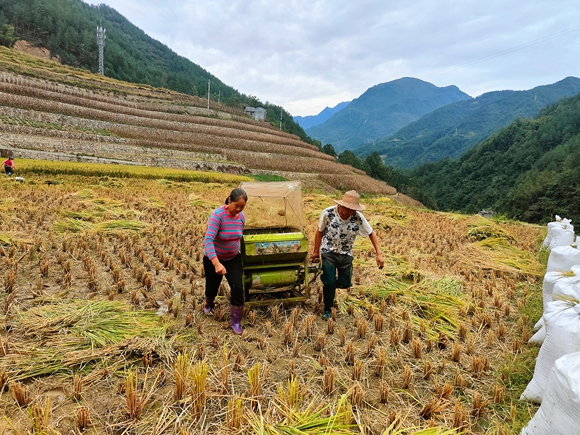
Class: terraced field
0,46,403,198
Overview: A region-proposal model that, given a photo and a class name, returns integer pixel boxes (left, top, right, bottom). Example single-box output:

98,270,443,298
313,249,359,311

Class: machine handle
307,263,321,285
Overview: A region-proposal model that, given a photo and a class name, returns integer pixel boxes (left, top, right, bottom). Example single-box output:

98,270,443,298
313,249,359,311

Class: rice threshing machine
240,181,318,306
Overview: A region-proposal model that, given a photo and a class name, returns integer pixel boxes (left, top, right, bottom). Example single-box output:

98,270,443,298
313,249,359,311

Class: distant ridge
355,76,580,168
305,77,471,152
293,101,350,130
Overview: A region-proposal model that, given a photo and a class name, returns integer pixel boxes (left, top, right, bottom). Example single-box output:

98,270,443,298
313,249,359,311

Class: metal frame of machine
239,181,315,306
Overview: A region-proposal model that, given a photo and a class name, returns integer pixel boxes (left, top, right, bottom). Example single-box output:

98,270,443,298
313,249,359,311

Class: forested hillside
0,0,311,142
411,92,580,224
306,77,470,152
356,77,580,168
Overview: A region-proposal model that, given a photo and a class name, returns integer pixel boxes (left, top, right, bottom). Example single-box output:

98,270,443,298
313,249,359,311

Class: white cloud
84,0,580,116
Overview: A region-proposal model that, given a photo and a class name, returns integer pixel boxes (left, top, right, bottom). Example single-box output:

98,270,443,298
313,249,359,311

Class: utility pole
280,109,282,131
97,26,106,75
207,79,210,111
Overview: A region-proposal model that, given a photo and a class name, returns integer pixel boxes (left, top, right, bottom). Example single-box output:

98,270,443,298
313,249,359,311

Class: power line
423,24,580,79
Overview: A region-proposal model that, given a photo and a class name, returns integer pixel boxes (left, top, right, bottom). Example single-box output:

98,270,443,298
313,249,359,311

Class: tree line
316,142,437,209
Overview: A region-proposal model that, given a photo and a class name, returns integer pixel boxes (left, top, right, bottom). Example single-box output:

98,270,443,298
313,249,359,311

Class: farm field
0,46,405,199
0,162,545,434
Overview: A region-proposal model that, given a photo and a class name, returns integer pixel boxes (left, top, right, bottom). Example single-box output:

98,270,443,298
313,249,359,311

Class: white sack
542,271,566,311
528,327,546,344
542,216,574,249
520,301,580,403
521,351,580,435
532,317,543,332
546,244,580,272
530,266,580,343
542,265,580,312
552,277,580,302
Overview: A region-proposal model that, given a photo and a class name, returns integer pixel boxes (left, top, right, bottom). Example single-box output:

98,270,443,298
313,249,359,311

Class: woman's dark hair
225,188,247,205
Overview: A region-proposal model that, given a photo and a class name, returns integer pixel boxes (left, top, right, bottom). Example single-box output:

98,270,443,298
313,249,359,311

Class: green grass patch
250,173,288,182
538,246,550,266
490,281,542,432
517,282,544,328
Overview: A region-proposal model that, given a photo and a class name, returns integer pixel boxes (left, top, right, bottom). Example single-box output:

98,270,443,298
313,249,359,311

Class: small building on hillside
244,106,267,121
478,209,495,218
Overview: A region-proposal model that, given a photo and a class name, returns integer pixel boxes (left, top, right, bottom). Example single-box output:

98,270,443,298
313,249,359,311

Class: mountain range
293,101,350,130
409,90,580,224
305,77,471,152
355,76,580,168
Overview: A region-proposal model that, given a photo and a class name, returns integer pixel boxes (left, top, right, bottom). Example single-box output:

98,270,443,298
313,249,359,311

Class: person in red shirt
2,156,15,176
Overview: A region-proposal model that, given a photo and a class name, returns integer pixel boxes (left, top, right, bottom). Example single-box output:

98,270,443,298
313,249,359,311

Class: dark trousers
203,254,244,307
4,166,13,176
321,253,353,312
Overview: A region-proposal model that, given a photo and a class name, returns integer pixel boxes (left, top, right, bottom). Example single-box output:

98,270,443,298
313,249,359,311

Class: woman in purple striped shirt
203,188,248,334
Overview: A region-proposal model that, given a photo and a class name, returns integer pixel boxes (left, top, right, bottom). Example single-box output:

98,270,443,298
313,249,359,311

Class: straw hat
334,190,366,211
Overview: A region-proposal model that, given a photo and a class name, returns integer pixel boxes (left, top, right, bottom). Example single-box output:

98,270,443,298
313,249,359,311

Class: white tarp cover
240,181,305,230
521,351,580,435
521,301,580,403
542,216,574,249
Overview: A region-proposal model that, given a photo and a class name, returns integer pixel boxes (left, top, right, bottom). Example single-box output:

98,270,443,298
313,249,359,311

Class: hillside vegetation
411,92,580,224
306,77,470,152
355,77,580,169
0,0,312,143
0,46,406,198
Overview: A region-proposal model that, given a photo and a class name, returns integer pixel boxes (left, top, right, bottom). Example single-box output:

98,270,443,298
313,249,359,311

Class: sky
84,0,580,117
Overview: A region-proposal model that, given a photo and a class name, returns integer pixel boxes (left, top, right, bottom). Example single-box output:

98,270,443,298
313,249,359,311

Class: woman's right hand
214,261,227,275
